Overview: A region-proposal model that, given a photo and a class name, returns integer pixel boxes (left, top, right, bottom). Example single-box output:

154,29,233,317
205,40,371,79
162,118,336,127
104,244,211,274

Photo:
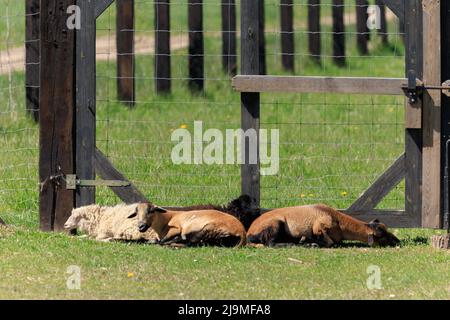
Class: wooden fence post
76,0,96,208
356,0,369,55
241,0,260,207
39,0,75,231
188,0,204,92
375,0,388,44
308,0,321,64
405,0,423,227
116,0,135,105
422,0,441,228
259,0,266,75
25,0,40,122
332,0,346,66
280,0,294,72
221,0,237,76
441,0,450,229
155,0,171,94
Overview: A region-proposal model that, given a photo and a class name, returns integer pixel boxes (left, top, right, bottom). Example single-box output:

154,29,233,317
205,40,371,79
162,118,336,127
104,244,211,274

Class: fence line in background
116,0,135,106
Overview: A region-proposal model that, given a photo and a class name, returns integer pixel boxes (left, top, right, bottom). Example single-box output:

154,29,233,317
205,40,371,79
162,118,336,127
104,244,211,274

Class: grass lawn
0,0,449,299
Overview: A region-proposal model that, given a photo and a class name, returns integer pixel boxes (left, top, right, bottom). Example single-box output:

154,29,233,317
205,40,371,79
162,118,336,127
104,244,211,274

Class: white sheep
64,203,158,242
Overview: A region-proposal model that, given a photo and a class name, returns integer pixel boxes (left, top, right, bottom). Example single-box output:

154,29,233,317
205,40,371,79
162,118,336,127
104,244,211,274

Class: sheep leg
159,227,182,245
319,232,336,248
97,237,113,242
94,232,114,242
312,219,336,248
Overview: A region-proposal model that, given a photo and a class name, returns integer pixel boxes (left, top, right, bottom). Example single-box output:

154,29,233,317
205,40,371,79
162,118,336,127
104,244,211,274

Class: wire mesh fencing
0,0,406,224
0,0,39,226
95,0,405,210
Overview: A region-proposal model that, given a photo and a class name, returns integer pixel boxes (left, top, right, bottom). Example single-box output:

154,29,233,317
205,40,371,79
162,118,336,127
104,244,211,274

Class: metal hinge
65,174,131,190
402,79,450,101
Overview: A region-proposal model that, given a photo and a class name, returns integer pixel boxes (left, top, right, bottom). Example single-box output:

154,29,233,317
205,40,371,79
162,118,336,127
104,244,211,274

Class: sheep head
64,205,101,232
127,202,167,233
367,219,400,247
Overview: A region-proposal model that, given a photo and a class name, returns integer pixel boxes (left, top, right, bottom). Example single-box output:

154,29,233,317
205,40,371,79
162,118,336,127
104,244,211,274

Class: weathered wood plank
405,0,423,129
405,129,423,226
440,0,450,230
332,0,346,66
241,0,261,207
75,0,96,208
347,154,406,212
379,0,404,23
188,0,204,92
405,0,423,227
232,75,415,95
280,0,294,71
259,0,266,75
95,0,115,19
39,0,75,231
308,0,321,63
25,0,40,122
94,148,148,204
155,0,171,93
431,234,450,249
221,0,237,76
421,0,441,228
116,0,135,105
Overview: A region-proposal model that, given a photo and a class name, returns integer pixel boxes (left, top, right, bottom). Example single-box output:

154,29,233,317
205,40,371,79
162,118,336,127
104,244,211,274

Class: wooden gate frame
39,0,447,231
232,0,447,229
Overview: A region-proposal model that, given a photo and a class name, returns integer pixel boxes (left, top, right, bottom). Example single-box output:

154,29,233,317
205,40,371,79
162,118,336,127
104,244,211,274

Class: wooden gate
233,0,447,228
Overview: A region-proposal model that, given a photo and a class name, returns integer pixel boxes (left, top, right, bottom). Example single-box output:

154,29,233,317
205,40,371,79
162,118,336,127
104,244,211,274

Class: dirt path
0,10,396,76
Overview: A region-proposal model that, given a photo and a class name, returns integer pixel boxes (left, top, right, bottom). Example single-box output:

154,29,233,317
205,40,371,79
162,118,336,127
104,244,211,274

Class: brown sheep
127,203,247,247
247,204,400,247
170,194,261,231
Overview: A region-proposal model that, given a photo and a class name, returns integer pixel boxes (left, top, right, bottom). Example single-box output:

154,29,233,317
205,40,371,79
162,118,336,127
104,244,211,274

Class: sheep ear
154,206,167,213
127,209,137,219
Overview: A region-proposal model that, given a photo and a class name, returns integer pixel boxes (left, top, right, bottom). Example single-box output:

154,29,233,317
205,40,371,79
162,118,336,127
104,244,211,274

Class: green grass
0,226,448,299
0,0,449,300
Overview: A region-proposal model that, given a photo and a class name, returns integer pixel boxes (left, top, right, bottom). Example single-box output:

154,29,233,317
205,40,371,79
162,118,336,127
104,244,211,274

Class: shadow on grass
400,236,429,247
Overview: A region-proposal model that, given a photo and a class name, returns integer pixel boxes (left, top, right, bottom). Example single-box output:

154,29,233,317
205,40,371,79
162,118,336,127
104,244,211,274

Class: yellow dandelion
127,272,135,278
299,193,306,198
341,191,348,197
308,193,315,198
180,124,188,129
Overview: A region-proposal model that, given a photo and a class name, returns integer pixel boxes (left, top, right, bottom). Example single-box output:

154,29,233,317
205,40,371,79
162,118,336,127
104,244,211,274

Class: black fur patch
184,231,242,248
247,220,293,246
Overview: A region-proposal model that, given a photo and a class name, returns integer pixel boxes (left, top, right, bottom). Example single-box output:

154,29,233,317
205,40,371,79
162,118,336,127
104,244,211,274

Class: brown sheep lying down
170,194,261,231
128,203,247,247
247,204,400,247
